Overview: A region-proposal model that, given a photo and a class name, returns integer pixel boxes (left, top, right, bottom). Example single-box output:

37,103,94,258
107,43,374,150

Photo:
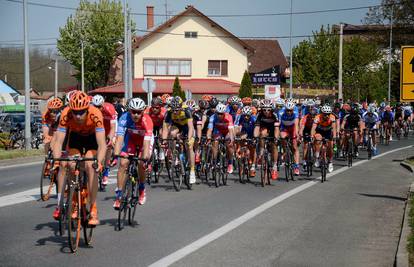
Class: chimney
147,6,154,30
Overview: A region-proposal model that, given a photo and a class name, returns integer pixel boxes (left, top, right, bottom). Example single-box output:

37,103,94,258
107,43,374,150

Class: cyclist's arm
113,134,124,156
196,123,202,140
274,123,280,139
52,130,65,160
253,125,260,138
108,120,116,143
294,118,299,137
96,130,107,165
311,123,317,137
187,119,194,141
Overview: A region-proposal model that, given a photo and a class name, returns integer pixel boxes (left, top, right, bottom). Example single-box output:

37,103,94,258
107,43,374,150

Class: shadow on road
358,193,406,202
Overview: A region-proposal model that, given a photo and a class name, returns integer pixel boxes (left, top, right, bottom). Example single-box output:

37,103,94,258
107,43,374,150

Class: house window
184,31,198,38
208,60,228,76
143,59,192,76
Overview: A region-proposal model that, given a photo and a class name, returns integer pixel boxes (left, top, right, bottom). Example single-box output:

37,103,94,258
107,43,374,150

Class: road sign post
142,78,156,104
400,46,414,101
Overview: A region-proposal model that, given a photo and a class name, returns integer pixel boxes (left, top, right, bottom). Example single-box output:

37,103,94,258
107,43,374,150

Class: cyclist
278,100,300,175
380,105,394,142
311,105,337,173
299,105,318,171
52,91,106,226
254,99,280,179
394,103,404,133
207,103,235,173
162,96,196,183
274,97,285,114
341,104,363,157
112,98,153,209
42,98,63,154
226,96,242,122
235,105,257,177
403,103,413,127
146,96,167,161
362,105,380,155
91,94,117,186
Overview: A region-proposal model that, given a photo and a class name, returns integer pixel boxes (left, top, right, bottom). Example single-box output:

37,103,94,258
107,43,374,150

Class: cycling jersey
192,110,204,137
145,106,167,129
255,111,279,137
117,112,154,155
100,102,117,135
42,110,61,131
58,106,104,136
362,112,379,129
343,113,362,130
226,105,241,122
278,108,299,130
202,109,215,135
208,113,234,136
314,114,336,131
395,107,403,120
164,106,192,127
235,114,256,138
381,111,394,123
301,114,315,134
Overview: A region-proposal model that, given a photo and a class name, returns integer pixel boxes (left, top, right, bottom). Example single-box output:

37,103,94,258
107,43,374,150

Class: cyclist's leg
84,149,98,211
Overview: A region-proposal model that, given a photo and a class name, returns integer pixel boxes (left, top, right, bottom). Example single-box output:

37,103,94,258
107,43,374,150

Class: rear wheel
171,151,183,192
82,201,93,245
67,185,81,253
220,151,228,186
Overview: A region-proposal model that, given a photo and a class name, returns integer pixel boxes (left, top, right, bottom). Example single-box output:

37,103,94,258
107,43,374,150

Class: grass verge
0,149,43,160
408,195,414,266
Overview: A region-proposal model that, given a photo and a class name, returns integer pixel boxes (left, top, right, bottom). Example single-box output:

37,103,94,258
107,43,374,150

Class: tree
172,76,185,100
57,0,127,90
239,70,252,98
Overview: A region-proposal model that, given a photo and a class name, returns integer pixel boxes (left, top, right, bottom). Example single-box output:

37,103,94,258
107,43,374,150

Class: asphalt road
0,136,413,267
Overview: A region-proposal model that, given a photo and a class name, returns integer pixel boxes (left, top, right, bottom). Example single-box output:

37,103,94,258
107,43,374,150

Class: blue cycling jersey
235,114,256,138
278,107,299,129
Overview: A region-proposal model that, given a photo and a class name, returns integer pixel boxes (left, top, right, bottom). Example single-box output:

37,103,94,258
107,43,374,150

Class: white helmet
275,97,285,106
128,97,146,111
285,101,295,110
185,99,197,110
216,103,226,113
92,94,104,107
321,105,332,114
242,106,252,116
166,96,173,106
307,99,315,107
66,90,77,104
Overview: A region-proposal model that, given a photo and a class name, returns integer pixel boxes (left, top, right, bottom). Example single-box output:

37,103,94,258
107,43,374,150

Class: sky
0,0,383,55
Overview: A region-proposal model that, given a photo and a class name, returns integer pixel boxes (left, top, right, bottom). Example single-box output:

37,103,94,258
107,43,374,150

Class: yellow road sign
401,46,414,101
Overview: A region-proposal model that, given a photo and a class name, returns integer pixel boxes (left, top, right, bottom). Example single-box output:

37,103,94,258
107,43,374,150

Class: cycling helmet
69,91,90,111
242,106,252,116
242,97,252,105
198,99,209,109
128,97,146,111
351,104,359,114
285,101,295,110
151,96,163,107
380,102,386,108
47,98,63,110
261,99,273,109
385,105,391,111
342,103,351,112
66,90,77,104
161,94,170,104
252,99,260,108
92,94,104,107
321,105,332,114
186,99,197,110
216,103,226,113
166,96,173,107
307,99,316,107
367,106,376,113
209,97,218,108
170,96,183,110
275,97,285,106
202,95,212,102
228,96,239,105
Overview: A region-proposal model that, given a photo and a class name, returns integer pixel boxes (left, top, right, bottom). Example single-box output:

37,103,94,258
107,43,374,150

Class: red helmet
69,91,90,111
242,97,252,105
47,98,63,110
161,94,171,104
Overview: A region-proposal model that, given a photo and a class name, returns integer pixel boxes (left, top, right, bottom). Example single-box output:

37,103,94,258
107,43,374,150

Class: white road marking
4,182,14,186
148,145,414,267
0,169,118,208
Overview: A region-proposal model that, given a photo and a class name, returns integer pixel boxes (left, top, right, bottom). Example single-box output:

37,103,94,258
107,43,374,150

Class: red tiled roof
89,78,240,95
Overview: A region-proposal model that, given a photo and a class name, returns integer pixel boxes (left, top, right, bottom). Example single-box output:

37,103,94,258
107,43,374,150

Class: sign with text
400,46,414,101
251,66,281,85
264,84,280,99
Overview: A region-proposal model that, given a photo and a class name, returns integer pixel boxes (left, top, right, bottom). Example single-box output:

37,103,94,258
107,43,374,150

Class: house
92,5,286,100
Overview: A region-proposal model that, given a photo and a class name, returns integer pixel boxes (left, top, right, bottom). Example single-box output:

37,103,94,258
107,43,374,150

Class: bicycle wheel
347,138,353,167
266,153,272,185
367,136,372,160
237,157,244,184
82,200,93,245
284,149,290,182
320,159,326,183
170,148,183,191
40,161,55,201
67,185,81,253
220,149,228,186
306,145,313,177
183,161,192,190
117,178,131,231
128,180,139,226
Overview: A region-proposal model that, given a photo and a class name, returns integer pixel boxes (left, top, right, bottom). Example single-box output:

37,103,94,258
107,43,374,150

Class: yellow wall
134,12,249,84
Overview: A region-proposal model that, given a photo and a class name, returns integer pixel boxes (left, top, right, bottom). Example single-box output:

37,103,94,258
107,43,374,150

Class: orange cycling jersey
42,110,60,131
57,106,105,136
251,106,258,116
313,114,336,131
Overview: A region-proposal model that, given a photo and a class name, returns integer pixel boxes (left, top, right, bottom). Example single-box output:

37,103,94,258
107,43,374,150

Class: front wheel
67,185,81,253
40,161,56,201
117,178,131,231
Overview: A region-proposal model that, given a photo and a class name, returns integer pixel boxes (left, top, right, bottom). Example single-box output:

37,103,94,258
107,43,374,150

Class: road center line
148,145,413,267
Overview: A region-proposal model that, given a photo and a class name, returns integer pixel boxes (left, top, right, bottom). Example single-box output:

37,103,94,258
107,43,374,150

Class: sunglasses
286,109,293,112
72,109,87,116
49,109,59,114
263,109,272,112
217,112,225,115
130,110,143,115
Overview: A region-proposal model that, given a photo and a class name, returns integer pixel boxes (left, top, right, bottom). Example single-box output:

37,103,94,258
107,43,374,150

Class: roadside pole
23,0,31,151
338,23,343,102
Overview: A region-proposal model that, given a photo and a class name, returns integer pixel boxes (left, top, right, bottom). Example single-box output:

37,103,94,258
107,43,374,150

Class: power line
0,37,56,43
0,60,54,75
3,0,402,18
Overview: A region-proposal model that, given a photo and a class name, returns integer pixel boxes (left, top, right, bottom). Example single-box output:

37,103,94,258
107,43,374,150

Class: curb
0,155,44,168
401,161,414,173
396,182,414,267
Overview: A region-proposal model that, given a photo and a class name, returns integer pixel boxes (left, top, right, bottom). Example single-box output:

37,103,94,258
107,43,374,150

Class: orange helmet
69,91,90,111
342,103,351,112
202,95,212,101
242,97,252,105
161,94,171,104
47,98,63,110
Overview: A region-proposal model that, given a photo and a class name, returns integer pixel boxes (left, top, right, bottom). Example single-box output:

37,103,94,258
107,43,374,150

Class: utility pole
81,40,85,92
23,0,31,150
123,0,129,101
4,74,7,83
128,10,133,99
388,6,393,102
289,0,293,99
338,23,343,101
54,58,58,97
